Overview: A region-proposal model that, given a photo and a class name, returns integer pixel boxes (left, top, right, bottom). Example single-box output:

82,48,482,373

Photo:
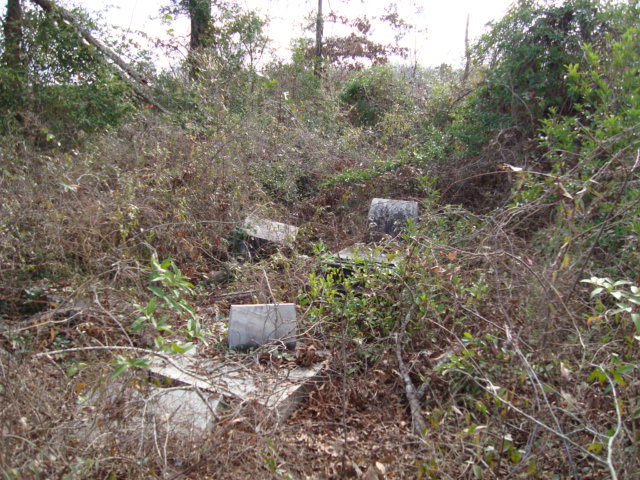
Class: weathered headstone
367,198,419,239
228,303,297,349
233,216,298,260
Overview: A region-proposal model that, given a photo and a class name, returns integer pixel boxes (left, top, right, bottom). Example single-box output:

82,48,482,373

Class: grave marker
146,347,325,423
367,198,419,239
234,216,298,260
228,303,297,349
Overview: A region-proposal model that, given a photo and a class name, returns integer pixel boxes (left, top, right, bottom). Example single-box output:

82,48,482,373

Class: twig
93,292,134,347
4,310,84,334
601,367,622,480
566,148,639,302
451,368,609,466
511,337,578,479
210,290,256,300
395,303,427,435
34,346,210,385
193,385,221,423
261,268,278,305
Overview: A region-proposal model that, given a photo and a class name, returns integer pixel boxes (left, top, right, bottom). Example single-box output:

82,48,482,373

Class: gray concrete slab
243,216,298,246
336,243,403,267
228,303,297,349
151,388,221,435
146,348,325,423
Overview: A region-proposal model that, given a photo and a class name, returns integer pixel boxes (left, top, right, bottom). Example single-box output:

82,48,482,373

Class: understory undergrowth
1,1,639,479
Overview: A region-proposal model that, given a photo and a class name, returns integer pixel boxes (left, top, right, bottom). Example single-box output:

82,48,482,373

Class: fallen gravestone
147,347,325,423
233,216,298,260
320,244,402,291
228,303,297,349
367,198,419,240
151,388,221,435
336,243,402,267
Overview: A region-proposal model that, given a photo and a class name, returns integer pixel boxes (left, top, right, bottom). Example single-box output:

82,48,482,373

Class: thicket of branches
1,0,639,478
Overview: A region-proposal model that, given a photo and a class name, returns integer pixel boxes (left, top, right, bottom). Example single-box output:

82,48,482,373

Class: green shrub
454,0,639,153
339,66,409,127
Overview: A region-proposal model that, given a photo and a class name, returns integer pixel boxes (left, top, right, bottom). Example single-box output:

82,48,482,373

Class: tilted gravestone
228,303,297,349
233,216,298,260
367,198,419,240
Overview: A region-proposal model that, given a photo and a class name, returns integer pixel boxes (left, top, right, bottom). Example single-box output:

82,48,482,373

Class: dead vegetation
2,1,640,478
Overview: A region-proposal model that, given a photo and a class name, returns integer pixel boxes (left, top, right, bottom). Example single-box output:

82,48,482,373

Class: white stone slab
152,388,221,435
367,198,419,237
337,243,403,267
146,348,326,423
228,303,297,349
243,216,298,246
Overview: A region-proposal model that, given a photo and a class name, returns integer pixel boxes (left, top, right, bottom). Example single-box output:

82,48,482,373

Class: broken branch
395,303,427,435
29,0,169,113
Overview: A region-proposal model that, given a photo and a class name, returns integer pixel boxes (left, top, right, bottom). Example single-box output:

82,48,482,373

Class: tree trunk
188,0,212,51
2,0,24,70
187,0,212,78
2,0,26,120
462,14,471,86
314,0,323,77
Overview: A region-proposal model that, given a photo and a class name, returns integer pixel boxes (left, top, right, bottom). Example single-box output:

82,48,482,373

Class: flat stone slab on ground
336,243,403,267
228,303,297,349
243,216,298,246
147,348,325,422
151,388,221,435
367,198,419,238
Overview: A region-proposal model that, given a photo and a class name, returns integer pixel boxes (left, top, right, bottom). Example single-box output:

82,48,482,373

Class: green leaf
471,465,482,477
510,448,522,464
148,285,166,299
145,297,157,315
164,295,183,312
129,358,150,368
527,459,537,474
611,371,626,387
588,368,604,383
66,364,79,378
180,301,197,317
131,316,147,333
590,287,604,297
111,363,129,378
170,342,193,354
588,442,603,454
617,365,634,374
160,258,175,269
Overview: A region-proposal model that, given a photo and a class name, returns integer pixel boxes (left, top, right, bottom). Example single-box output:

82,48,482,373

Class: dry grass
1,92,639,479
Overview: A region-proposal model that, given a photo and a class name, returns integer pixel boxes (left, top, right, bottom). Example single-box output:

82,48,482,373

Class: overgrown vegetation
1,0,639,478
